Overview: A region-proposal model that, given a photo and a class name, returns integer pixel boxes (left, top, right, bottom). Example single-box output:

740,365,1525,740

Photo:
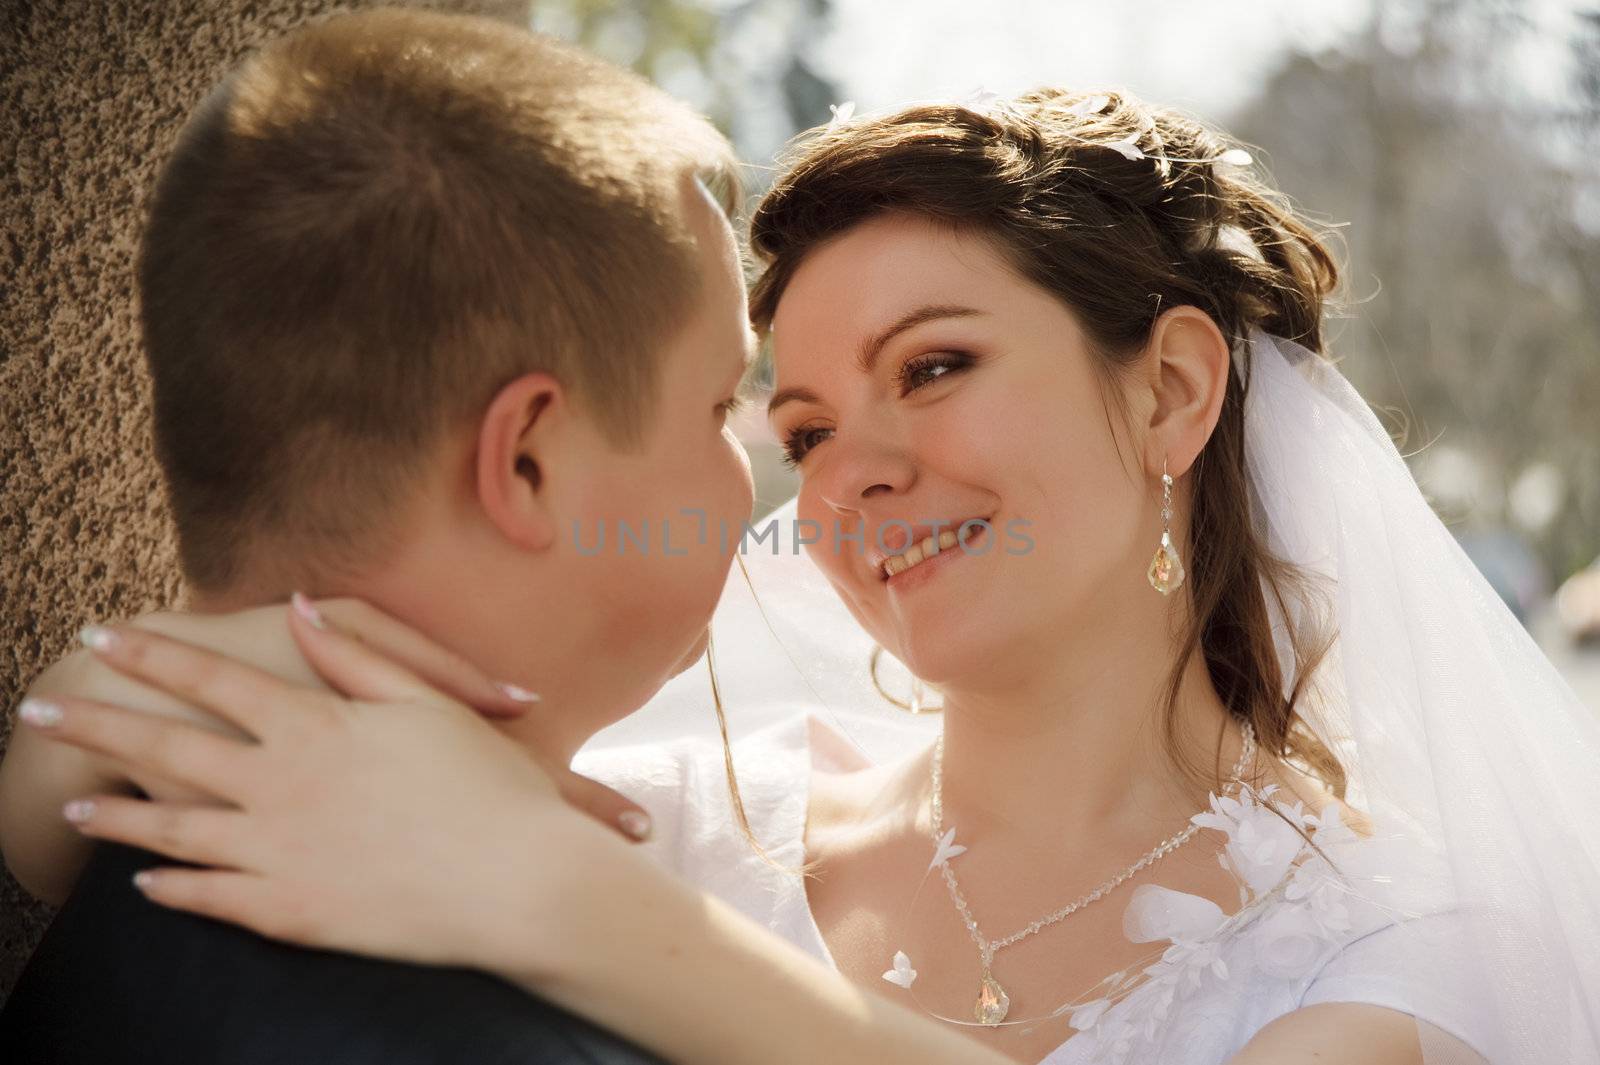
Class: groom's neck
183,568,616,767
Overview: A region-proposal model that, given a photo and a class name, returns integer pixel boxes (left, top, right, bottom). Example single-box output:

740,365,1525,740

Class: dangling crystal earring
1147,458,1186,595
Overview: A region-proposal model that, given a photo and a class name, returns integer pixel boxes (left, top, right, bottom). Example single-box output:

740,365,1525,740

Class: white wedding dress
575,712,1491,1065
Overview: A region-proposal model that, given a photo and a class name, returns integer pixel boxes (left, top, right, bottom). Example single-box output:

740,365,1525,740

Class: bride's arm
22,615,1006,1065
506,818,1004,1065
1226,1002,1476,1064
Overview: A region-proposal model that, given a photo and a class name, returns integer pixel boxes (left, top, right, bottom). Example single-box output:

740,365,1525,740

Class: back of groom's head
139,8,739,597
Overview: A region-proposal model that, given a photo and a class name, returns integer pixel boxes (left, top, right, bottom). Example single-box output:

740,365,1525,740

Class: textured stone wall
0,0,532,1005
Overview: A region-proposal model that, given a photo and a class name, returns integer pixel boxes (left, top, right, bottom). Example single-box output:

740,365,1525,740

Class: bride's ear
1141,307,1231,479
474,373,565,552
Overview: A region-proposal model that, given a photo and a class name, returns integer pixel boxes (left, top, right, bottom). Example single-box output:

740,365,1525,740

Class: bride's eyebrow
766,385,819,419
766,304,988,419
855,304,987,374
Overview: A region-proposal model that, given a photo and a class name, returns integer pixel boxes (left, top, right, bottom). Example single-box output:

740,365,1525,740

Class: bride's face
767,213,1151,686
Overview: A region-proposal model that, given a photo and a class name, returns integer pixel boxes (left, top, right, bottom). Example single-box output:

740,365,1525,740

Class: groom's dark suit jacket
0,840,667,1064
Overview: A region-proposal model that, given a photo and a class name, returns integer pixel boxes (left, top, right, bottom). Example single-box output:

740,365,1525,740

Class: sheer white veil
1232,328,1600,1063
601,327,1600,1063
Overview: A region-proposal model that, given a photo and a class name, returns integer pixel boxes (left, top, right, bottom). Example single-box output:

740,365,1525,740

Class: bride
16,89,1599,1064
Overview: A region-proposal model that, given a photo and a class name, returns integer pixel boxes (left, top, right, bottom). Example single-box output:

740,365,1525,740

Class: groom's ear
474,372,569,552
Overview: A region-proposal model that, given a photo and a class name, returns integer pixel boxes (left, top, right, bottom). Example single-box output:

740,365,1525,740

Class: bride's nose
812,424,918,515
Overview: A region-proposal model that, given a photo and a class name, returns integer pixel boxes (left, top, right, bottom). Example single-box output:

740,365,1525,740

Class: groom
1,8,757,1061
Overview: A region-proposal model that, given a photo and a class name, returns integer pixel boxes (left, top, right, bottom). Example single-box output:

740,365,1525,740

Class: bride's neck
927,641,1243,847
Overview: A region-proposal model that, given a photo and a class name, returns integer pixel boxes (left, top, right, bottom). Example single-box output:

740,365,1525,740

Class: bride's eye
896,351,975,395
780,424,833,469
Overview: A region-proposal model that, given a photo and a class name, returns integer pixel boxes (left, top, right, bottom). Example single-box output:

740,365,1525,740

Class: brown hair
139,8,738,595
748,88,1348,800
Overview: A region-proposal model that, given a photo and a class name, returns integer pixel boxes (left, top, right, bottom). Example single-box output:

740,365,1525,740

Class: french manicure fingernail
19,698,64,727
79,625,119,652
493,681,542,704
618,810,652,841
290,591,328,631
63,799,95,823
132,871,155,890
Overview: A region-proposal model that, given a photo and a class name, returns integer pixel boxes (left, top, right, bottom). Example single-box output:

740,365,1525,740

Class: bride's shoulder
574,714,823,885
579,708,811,765
570,732,708,802
573,713,817,821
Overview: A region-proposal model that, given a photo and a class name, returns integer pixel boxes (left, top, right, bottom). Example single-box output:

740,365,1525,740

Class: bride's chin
893,638,995,693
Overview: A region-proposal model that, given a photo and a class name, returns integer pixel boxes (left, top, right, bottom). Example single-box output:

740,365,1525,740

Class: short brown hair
749,89,1349,797
140,8,738,594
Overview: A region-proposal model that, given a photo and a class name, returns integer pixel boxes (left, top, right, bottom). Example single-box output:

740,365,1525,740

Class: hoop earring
869,645,943,714
1147,457,1186,596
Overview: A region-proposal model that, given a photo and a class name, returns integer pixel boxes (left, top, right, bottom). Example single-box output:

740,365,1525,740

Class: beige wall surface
0,0,531,1006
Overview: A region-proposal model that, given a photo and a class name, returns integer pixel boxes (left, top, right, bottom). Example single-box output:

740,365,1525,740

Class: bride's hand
17,600,632,970
277,594,652,838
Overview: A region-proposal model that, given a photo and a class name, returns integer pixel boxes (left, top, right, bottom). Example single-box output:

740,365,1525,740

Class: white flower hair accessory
956,85,1038,123
822,88,1254,174
1065,93,1111,118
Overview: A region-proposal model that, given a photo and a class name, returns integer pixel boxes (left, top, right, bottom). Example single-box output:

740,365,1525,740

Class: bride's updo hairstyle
748,88,1349,798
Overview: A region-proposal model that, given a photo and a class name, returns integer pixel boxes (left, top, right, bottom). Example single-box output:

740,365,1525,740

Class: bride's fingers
307,595,538,720
19,694,260,801
549,764,654,843
77,623,320,741
285,593,478,712
62,794,254,870
130,867,303,944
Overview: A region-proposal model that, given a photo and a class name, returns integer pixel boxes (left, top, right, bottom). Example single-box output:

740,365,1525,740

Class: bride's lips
878,520,989,591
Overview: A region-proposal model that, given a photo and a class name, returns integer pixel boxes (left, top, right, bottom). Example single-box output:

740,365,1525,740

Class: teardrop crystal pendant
1147,530,1186,595
974,973,1011,1026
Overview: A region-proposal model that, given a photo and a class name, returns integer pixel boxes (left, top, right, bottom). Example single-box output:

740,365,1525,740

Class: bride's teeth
883,528,971,579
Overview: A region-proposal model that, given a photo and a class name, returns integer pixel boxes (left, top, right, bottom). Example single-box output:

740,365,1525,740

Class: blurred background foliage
530,0,836,163
1231,4,1599,591
530,0,1599,670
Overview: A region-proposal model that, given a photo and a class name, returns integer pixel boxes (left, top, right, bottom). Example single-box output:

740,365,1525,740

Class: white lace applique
929,826,968,871
1058,784,1364,1064
882,950,918,989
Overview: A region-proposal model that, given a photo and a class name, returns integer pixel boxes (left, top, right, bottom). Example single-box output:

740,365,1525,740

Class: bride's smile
875,520,985,583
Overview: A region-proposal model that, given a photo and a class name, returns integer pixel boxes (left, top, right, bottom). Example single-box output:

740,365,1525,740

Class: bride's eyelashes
893,350,976,396
780,422,832,469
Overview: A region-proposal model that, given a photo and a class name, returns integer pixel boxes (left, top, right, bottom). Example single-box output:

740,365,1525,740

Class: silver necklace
928,719,1257,1026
